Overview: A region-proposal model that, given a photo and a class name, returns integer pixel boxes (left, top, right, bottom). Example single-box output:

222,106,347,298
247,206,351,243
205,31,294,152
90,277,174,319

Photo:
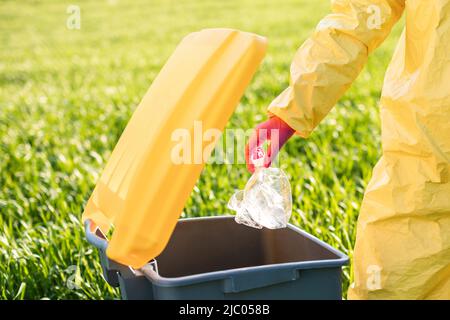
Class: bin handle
223,268,300,294
84,219,108,251
84,219,139,287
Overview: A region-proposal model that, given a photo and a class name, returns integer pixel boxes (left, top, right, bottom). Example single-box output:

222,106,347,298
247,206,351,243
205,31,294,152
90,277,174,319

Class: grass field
0,0,404,299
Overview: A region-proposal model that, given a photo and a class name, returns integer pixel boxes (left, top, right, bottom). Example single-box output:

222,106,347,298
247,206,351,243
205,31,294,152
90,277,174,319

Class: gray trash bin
85,216,348,300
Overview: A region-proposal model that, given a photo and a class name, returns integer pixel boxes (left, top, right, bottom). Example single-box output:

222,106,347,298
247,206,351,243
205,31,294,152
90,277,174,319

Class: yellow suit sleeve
268,0,405,137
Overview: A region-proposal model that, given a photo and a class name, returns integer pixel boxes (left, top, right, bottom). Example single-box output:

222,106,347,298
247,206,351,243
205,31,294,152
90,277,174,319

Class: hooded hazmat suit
268,0,450,299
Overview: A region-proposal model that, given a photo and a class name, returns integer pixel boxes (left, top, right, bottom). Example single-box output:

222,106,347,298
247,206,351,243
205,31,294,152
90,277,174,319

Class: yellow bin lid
82,28,267,268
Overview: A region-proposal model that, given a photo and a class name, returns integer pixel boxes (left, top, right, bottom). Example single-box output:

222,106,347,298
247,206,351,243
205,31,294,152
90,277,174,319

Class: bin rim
140,215,349,287
85,215,349,288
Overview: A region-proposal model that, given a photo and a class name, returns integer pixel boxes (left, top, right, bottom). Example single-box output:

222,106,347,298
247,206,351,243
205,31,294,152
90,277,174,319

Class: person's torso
380,0,450,170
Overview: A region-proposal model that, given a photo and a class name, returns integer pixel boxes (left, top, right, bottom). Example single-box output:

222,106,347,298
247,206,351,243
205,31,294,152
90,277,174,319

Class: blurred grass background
0,0,404,299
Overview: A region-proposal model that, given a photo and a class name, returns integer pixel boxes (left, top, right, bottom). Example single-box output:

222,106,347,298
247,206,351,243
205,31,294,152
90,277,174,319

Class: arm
268,0,405,138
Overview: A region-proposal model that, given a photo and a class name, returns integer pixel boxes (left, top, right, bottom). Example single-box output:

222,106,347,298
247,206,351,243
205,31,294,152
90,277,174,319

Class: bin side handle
84,219,128,287
84,219,108,251
223,268,300,294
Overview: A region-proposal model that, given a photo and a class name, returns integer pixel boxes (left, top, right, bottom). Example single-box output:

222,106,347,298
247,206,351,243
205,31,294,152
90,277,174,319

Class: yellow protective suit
268,0,450,299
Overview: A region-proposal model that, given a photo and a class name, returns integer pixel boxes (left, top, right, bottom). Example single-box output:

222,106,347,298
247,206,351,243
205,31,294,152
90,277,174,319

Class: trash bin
82,29,348,300
85,216,348,300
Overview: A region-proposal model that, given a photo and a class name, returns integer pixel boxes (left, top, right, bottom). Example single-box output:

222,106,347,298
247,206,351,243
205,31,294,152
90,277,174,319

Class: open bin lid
82,28,267,268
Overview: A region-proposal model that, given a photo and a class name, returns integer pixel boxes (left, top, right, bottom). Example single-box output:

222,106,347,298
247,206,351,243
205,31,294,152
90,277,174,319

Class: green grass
0,0,404,299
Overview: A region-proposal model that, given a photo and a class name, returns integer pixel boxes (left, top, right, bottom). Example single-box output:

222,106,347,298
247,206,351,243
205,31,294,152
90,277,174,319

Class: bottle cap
251,146,265,168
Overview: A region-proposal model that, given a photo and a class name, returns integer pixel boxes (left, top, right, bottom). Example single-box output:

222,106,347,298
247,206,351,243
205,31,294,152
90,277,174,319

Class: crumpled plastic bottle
228,147,292,229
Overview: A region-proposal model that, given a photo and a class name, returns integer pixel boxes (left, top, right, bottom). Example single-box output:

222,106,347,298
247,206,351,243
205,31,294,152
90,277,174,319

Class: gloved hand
245,116,295,173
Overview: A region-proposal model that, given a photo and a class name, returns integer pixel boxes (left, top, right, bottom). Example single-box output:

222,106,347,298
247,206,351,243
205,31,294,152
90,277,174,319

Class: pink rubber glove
245,116,295,173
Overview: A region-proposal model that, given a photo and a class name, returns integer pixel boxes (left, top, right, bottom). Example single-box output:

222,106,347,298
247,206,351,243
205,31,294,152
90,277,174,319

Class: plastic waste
228,147,292,229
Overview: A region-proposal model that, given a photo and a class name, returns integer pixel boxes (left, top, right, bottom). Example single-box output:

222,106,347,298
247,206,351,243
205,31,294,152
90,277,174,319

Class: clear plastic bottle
228,147,292,229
